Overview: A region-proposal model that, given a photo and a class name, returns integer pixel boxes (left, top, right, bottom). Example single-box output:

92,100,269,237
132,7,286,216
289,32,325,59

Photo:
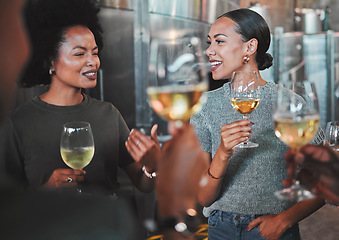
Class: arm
247,197,325,240
123,124,160,193
197,119,253,206
122,161,156,193
0,118,27,188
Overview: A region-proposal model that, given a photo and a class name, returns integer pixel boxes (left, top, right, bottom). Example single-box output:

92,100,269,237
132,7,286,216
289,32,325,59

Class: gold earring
242,55,250,64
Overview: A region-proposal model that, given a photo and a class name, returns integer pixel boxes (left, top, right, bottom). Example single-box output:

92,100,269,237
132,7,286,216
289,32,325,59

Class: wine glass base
274,185,315,202
235,141,258,148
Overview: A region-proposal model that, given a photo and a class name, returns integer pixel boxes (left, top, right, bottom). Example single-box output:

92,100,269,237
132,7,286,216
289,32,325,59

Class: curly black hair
21,0,103,87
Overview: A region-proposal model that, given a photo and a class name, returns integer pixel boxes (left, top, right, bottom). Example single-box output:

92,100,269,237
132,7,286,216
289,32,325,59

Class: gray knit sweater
190,81,324,217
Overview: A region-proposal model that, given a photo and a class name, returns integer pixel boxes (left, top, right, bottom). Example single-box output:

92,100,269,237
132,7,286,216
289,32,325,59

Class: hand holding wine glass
60,121,95,193
273,80,320,201
147,35,208,129
230,71,260,148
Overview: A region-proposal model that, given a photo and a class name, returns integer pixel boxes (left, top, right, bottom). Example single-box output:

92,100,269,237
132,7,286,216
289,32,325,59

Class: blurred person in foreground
284,144,339,206
0,0,30,123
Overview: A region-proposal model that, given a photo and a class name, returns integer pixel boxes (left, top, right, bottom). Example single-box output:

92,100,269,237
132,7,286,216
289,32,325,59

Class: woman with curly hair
0,0,159,197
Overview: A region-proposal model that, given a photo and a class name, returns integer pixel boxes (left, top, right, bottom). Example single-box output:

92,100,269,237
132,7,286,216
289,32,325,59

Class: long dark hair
219,8,273,70
21,0,103,87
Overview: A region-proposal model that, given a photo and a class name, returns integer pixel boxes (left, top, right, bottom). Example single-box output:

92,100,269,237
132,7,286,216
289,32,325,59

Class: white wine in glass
60,121,95,192
147,36,208,128
230,71,260,148
324,121,339,155
273,80,319,201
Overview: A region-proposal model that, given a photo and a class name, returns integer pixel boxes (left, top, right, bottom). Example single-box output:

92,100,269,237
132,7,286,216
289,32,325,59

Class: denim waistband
210,210,265,224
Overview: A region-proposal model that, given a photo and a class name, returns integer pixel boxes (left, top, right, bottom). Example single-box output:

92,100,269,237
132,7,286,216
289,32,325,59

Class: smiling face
206,17,249,80
51,25,100,90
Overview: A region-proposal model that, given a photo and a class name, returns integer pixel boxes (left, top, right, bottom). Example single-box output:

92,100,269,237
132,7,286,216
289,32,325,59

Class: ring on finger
66,177,73,183
136,140,141,146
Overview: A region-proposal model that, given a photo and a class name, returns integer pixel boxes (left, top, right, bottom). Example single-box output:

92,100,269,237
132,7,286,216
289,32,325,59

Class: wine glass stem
242,115,249,144
174,120,184,129
292,148,301,183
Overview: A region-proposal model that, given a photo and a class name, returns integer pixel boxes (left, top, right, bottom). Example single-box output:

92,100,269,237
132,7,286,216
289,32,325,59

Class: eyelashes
206,40,224,45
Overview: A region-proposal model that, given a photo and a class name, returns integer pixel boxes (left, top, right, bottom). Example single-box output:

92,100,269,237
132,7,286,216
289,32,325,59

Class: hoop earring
242,55,250,64
49,69,53,75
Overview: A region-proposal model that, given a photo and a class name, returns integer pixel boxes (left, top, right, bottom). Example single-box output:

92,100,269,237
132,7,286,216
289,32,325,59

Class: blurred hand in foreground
156,123,209,218
284,144,339,205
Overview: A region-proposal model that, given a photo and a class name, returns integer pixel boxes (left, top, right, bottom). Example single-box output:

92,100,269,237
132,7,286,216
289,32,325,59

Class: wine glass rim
63,121,91,129
231,71,259,82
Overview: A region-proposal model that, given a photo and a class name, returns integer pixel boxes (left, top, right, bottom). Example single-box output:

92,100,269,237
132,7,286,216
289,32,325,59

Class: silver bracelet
142,166,157,178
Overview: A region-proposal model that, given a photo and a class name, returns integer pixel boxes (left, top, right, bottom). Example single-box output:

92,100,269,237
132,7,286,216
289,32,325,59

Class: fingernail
250,121,254,125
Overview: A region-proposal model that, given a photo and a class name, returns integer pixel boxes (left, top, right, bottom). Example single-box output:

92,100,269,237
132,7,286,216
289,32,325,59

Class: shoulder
191,84,227,123
85,96,127,124
86,95,120,114
261,81,277,92
203,84,228,107
9,98,38,120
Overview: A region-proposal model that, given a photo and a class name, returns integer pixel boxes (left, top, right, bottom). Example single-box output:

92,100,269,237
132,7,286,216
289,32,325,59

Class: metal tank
272,29,339,129
91,0,238,137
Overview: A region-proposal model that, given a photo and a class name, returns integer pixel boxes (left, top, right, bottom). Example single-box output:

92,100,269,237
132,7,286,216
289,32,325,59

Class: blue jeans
208,210,301,240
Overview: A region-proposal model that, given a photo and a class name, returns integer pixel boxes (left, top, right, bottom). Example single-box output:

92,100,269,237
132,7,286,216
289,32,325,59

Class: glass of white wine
147,35,208,128
273,80,319,201
324,121,339,155
230,71,260,148
60,121,95,193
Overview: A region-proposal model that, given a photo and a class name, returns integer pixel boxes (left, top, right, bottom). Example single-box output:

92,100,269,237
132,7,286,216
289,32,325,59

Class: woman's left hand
246,214,289,240
125,124,161,171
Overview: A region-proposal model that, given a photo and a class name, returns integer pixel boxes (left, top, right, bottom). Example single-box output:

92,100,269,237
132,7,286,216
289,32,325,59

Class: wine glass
273,80,320,201
60,121,95,193
324,121,339,155
147,35,209,128
230,71,260,148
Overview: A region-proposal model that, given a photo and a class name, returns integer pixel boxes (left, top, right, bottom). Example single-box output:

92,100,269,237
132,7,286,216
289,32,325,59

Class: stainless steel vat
92,0,235,135
274,30,339,128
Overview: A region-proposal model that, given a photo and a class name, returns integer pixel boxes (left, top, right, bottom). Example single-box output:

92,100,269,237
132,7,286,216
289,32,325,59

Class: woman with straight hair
190,9,324,240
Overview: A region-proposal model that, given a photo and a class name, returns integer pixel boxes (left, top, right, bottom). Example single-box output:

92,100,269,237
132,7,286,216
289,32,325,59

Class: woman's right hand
42,168,86,189
218,119,254,159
